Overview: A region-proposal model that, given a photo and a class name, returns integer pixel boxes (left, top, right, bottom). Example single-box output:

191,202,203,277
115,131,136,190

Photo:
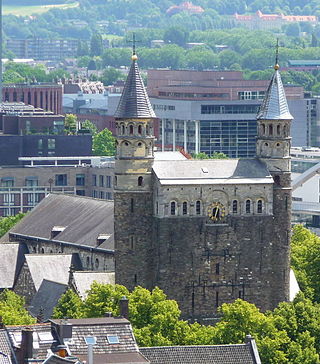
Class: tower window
138,176,144,186
138,125,142,134
129,125,134,135
274,175,281,185
170,201,176,216
183,202,188,215
269,124,273,136
232,200,238,214
196,200,201,215
245,200,251,214
146,125,149,135
215,292,219,308
262,124,265,134
277,124,281,135
130,198,134,213
257,199,263,213
121,124,125,134
215,263,220,275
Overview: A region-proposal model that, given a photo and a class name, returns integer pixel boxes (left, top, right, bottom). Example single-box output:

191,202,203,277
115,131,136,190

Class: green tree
92,128,115,156
90,33,103,57
100,67,124,86
291,225,320,301
0,290,35,325
0,213,25,238
164,26,189,47
64,114,78,135
80,120,98,135
52,289,84,319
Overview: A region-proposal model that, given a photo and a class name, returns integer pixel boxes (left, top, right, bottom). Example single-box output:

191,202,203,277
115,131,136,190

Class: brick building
114,55,292,320
3,83,63,114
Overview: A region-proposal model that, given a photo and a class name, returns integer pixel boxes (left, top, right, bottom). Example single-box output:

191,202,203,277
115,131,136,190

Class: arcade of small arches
116,139,154,158
259,121,289,138
156,198,268,217
116,121,153,137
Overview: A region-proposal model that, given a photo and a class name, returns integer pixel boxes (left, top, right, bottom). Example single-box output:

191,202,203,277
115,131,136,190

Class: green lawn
3,2,79,16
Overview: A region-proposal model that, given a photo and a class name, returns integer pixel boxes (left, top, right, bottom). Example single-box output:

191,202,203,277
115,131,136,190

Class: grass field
3,2,79,16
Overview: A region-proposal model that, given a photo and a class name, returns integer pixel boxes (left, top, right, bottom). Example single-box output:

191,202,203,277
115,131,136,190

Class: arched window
138,125,142,134
138,176,144,186
257,199,263,213
95,258,99,269
86,257,90,267
129,125,134,135
196,200,201,215
262,124,265,134
232,200,238,214
121,124,125,135
183,202,188,215
277,124,281,135
245,199,251,214
170,201,176,215
33,246,37,253
283,125,287,136
269,124,273,136
41,248,45,254
146,125,149,135
114,176,117,187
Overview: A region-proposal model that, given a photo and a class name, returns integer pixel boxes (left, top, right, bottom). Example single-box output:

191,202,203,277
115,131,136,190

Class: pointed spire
114,50,156,119
257,41,293,121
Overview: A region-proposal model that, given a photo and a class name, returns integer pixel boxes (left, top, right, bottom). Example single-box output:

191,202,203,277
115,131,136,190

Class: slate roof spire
114,37,156,119
257,41,293,121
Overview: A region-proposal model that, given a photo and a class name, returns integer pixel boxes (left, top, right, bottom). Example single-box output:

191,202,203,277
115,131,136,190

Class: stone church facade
114,56,292,320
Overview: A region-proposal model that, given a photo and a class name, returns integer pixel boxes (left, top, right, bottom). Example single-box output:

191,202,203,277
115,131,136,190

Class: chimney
119,296,129,319
20,328,33,363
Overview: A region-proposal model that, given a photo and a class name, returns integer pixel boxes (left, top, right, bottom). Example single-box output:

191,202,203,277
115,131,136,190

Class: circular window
264,143,269,147
276,143,280,147
125,142,129,146
138,142,142,146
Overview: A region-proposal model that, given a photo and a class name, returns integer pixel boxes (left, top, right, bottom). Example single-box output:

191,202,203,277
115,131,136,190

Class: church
114,53,292,320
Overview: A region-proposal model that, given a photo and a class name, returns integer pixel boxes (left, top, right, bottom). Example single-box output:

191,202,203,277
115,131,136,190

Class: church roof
153,159,273,185
256,68,293,120
1,194,114,252
114,59,156,119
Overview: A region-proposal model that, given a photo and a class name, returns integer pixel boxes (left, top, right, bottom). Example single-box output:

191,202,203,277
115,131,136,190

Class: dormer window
107,335,119,344
51,226,66,239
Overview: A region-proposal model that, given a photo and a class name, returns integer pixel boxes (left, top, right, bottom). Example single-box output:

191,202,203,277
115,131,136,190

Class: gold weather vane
274,38,280,70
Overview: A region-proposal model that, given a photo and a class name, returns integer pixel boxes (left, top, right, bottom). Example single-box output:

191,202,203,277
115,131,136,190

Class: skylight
107,335,119,344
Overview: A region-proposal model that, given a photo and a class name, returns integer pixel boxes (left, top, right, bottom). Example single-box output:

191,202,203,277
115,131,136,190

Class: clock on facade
207,202,226,221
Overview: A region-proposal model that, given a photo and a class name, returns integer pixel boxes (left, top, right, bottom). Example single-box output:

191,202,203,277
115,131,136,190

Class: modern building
6,38,80,61
148,69,305,157
114,54,292,320
0,156,114,216
0,102,65,135
63,92,121,133
3,83,63,114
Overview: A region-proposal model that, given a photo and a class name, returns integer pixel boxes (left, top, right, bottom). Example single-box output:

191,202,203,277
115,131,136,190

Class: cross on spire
128,32,140,56
275,38,279,70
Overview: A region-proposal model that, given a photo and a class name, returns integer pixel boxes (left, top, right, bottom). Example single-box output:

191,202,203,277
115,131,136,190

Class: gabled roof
24,254,80,291
140,343,261,364
7,323,56,360
0,243,28,289
71,271,115,299
257,68,293,120
50,317,140,356
114,59,156,119
153,159,273,185
0,330,16,364
2,194,114,251
29,280,68,321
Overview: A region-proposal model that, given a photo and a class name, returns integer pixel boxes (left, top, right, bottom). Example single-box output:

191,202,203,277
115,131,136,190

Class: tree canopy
92,128,115,156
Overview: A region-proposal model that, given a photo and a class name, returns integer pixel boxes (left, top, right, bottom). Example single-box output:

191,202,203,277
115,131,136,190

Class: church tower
114,51,156,290
256,59,293,305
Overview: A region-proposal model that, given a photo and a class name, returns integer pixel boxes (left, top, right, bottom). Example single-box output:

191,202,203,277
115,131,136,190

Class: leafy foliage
92,128,115,156
53,283,320,363
0,213,25,238
64,114,77,135
0,290,35,325
291,225,320,302
192,152,228,159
